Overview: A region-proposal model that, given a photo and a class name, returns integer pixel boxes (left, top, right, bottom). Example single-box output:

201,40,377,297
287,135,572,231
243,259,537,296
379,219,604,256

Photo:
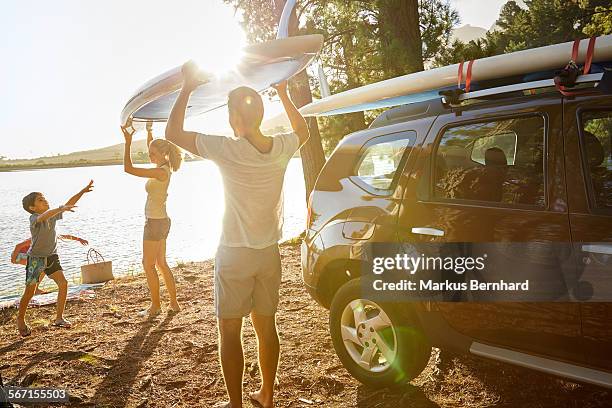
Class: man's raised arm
165,61,209,156
274,80,310,147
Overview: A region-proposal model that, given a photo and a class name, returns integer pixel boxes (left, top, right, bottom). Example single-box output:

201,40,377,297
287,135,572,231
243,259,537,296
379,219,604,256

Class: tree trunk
378,0,424,77
275,0,326,202
289,71,327,202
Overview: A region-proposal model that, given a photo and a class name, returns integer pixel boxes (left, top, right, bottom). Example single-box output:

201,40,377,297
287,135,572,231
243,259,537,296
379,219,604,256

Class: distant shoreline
1,133,301,173
0,158,203,172
0,154,303,172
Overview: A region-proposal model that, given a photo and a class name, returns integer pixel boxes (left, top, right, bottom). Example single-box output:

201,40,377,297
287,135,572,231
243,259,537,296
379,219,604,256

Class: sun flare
195,48,245,77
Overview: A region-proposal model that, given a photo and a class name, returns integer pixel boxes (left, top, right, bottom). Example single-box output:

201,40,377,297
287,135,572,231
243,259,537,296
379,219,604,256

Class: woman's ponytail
167,141,183,172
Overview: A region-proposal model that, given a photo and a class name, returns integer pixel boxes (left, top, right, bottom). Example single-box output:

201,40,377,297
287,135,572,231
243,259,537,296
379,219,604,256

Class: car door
338,126,423,247
564,94,612,371
397,94,585,363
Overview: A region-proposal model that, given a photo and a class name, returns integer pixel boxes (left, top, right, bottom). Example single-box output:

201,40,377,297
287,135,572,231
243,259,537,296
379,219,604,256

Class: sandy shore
0,241,609,407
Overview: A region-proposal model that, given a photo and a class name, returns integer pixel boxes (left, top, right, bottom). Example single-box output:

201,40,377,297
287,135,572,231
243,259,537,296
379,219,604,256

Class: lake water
0,160,306,301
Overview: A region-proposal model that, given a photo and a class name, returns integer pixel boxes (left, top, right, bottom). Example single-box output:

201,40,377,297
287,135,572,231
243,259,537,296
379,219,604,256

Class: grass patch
78,353,104,366
31,318,50,326
125,264,141,278
283,231,306,246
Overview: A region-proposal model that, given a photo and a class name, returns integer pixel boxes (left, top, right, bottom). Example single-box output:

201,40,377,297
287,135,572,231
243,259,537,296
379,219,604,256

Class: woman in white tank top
121,120,183,317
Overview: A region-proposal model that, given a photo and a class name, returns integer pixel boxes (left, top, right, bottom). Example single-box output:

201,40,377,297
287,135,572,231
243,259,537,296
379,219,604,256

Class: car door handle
411,227,445,237
581,244,612,255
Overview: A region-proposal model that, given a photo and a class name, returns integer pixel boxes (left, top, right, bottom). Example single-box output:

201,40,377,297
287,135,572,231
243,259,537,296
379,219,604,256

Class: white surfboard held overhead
299,34,612,117
120,34,323,126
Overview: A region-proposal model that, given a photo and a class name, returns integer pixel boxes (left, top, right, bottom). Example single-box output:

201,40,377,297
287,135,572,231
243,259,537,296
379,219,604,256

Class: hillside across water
0,140,203,171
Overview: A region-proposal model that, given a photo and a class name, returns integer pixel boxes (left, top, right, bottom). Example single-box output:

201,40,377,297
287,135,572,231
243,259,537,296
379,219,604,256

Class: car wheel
329,278,431,387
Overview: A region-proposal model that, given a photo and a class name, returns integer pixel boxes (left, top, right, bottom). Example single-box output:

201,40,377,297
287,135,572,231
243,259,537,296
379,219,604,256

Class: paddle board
277,0,297,39
120,34,323,125
300,35,612,117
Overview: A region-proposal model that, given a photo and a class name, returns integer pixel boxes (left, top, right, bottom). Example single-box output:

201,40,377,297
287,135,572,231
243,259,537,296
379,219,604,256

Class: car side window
581,111,612,211
355,135,414,192
434,116,546,207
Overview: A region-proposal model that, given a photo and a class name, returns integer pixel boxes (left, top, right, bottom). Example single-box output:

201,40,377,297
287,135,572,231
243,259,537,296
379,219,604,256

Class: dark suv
301,90,612,388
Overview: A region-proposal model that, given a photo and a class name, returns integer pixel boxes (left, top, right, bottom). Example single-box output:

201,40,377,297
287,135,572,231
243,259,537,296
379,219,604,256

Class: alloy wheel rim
340,298,397,373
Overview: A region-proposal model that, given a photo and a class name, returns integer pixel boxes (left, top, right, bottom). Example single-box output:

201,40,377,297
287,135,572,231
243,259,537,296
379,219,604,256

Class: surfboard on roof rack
300,35,612,117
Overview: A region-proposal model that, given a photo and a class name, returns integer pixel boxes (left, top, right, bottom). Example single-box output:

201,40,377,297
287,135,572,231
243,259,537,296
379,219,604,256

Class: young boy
17,180,94,337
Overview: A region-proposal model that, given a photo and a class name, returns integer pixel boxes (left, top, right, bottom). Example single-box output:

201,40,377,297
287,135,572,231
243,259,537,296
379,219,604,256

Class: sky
1,0,507,159
450,0,511,30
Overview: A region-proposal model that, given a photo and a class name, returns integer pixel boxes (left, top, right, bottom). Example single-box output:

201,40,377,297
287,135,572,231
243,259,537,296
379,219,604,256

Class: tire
329,278,431,388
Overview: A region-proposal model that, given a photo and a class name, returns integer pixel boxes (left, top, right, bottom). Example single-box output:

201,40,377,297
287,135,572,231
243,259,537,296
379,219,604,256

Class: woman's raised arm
122,121,167,181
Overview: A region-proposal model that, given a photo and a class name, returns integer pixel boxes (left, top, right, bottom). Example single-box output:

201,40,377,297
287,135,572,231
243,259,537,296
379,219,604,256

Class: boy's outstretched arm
274,80,310,147
35,205,76,224
165,61,210,157
34,180,91,224
65,180,94,207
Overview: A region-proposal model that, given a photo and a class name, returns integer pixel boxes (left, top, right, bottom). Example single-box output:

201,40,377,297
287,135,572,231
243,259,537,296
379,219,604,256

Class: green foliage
419,0,460,63
135,151,149,162
224,0,278,42
583,6,612,36
224,0,457,154
312,0,457,153
436,0,612,66
583,112,612,155
223,0,611,154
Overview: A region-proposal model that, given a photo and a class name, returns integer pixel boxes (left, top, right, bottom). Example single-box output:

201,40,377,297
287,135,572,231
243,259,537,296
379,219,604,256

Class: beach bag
81,249,114,284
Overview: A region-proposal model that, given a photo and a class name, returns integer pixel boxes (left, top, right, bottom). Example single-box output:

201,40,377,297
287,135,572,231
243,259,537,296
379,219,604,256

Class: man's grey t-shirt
29,212,62,257
196,132,300,249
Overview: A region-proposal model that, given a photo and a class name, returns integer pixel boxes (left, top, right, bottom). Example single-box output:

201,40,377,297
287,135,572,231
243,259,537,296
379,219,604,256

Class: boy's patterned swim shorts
25,254,62,285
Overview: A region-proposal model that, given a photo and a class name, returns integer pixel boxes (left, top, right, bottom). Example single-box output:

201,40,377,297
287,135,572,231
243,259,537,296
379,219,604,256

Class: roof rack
369,99,445,129
442,72,604,106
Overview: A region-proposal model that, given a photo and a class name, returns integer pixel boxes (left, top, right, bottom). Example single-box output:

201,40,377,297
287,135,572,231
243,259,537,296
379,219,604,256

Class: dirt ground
0,241,610,408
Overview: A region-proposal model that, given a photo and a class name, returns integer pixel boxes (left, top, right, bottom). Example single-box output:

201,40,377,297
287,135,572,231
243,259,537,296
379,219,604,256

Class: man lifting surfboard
165,61,310,408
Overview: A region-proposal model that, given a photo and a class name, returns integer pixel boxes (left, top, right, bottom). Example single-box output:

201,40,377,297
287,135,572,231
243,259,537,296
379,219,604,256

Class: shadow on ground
88,314,175,407
357,384,440,407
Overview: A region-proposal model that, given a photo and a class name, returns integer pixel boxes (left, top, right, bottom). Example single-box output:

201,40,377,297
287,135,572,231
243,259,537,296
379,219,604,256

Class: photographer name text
372,279,530,291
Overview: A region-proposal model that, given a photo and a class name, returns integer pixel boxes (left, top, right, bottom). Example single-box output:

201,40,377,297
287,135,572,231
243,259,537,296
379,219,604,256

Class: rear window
581,111,612,211
354,132,415,193
433,116,546,207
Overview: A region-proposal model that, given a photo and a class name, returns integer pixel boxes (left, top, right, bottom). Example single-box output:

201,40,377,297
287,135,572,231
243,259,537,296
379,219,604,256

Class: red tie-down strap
465,60,475,93
555,37,597,97
456,60,475,93
571,38,580,63
584,36,596,75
